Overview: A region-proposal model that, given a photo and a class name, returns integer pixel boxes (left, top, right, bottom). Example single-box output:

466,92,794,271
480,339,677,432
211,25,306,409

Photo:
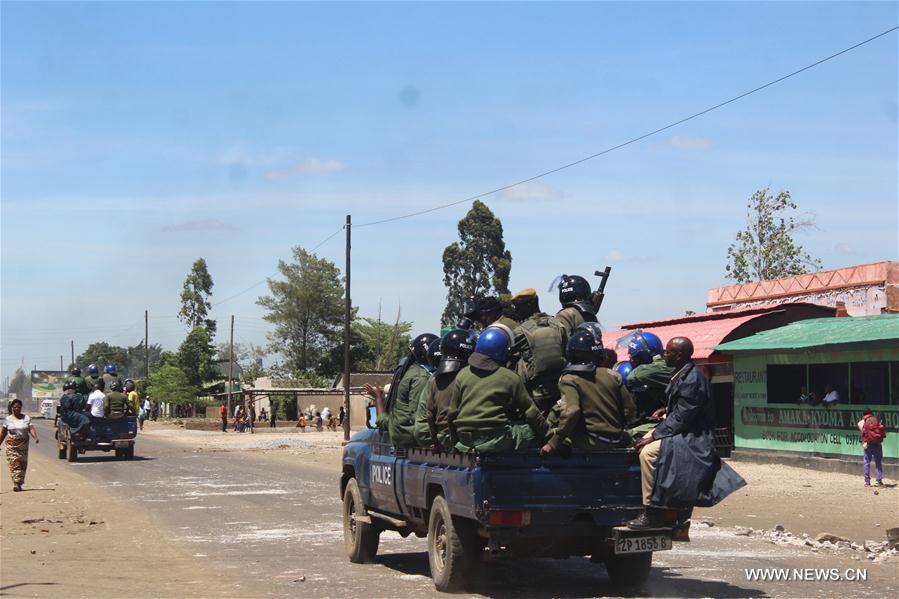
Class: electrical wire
355,25,898,228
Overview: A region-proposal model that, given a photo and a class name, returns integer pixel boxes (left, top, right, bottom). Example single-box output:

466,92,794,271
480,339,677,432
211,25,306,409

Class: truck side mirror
366,405,378,429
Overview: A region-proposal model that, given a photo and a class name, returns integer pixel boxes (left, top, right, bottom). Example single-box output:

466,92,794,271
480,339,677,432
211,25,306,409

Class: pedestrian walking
220,402,228,433
296,414,306,432
858,409,886,486
0,399,39,492
269,404,277,428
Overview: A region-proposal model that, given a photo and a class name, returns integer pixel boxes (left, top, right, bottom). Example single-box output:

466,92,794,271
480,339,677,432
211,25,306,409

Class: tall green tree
76,342,130,374
725,188,822,283
179,258,216,337
441,200,512,326
353,304,413,371
147,364,195,405
257,246,350,373
178,326,215,389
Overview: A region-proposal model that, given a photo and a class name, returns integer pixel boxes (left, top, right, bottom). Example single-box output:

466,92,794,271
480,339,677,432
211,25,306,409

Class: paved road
32,421,898,598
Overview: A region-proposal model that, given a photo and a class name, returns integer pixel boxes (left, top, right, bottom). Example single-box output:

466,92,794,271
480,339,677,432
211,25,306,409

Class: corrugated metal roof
618,302,826,329
605,312,771,361
714,314,899,352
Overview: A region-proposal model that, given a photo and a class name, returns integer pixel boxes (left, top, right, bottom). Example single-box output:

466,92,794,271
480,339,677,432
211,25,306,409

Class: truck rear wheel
605,551,652,587
428,496,477,593
125,444,135,460
66,436,77,463
343,478,380,563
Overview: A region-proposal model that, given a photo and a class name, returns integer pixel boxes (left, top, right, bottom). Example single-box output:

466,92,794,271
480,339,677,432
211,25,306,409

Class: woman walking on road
0,399,39,491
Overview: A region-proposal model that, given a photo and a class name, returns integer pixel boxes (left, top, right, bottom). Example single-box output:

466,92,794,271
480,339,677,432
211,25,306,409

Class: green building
715,314,898,461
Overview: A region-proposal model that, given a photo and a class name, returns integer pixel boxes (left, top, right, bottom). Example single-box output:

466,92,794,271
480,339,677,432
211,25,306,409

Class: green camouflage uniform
377,363,431,447
628,355,675,416
448,353,548,452
546,367,636,450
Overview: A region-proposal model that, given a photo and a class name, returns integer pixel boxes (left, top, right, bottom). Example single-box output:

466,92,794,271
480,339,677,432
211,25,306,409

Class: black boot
627,508,664,530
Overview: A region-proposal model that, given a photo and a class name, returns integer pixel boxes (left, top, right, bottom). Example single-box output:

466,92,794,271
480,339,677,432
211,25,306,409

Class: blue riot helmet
475,326,511,365
624,331,663,366
88,364,99,375
614,361,634,382
105,363,117,375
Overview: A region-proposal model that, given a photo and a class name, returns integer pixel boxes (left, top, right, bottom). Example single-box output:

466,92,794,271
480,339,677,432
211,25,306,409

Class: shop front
716,315,899,461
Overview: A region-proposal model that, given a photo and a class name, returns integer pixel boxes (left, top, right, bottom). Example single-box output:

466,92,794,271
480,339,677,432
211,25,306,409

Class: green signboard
733,352,898,459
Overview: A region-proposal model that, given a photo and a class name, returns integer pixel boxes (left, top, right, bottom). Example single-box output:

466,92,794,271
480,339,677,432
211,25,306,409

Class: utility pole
60,355,63,371
70,340,74,369
144,310,149,380
343,214,352,441
228,315,235,417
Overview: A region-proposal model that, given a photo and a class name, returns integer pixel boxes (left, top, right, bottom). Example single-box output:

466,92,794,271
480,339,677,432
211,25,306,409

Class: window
850,362,890,405
767,365,806,404
892,362,899,406
808,363,849,405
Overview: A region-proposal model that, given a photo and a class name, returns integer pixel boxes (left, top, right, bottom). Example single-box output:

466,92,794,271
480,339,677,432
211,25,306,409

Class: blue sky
2,2,897,378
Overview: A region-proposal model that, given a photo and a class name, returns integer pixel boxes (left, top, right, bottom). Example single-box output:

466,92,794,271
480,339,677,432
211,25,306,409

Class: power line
355,25,898,228
210,225,345,308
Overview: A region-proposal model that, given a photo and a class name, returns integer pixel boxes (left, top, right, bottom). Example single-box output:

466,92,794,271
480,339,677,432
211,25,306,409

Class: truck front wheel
343,478,380,563
605,551,652,587
428,496,477,593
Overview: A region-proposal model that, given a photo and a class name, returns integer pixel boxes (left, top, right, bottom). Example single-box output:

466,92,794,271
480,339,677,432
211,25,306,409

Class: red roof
605,311,781,361
618,303,799,330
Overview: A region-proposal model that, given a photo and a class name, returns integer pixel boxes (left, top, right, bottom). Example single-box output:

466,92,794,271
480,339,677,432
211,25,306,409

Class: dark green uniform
448,353,548,452
493,315,520,331
70,375,90,396
546,367,636,450
510,313,567,414
378,363,431,447
85,374,103,392
104,391,134,419
425,372,461,451
412,377,434,447
628,355,675,417
555,306,586,335
102,373,122,392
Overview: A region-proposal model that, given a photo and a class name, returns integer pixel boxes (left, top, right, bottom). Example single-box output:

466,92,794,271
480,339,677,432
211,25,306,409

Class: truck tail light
488,511,531,527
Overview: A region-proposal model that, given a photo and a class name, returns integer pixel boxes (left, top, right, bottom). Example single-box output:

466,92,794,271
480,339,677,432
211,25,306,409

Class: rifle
591,266,612,314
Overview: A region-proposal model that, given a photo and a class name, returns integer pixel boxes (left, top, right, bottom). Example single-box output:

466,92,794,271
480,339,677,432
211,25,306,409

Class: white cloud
498,182,565,202
667,135,714,150
605,249,626,263
265,158,346,180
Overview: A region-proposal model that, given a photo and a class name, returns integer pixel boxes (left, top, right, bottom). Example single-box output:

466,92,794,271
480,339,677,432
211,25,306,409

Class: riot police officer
625,331,674,418
540,329,635,455
552,274,598,335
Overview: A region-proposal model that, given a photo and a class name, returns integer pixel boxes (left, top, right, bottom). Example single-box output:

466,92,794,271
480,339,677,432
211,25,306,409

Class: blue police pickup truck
341,406,681,592
55,413,138,462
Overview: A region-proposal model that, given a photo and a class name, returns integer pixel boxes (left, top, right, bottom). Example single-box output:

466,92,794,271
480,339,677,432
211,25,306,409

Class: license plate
615,534,672,554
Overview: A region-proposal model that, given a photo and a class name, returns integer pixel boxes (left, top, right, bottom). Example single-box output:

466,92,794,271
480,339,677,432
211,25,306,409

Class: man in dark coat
628,337,746,529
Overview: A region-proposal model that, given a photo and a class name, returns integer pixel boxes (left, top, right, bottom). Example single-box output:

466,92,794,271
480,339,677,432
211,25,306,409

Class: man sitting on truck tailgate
59,380,90,437
448,327,548,452
539,328,636,456
104,380,135,419
628,337,746,529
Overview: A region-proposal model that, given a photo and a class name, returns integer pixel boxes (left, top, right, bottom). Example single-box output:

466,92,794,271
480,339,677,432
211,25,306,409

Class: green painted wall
733,348,899,459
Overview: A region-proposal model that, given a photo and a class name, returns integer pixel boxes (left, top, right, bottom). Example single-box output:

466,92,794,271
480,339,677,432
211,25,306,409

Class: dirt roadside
0,442,240,598
145,422,898,544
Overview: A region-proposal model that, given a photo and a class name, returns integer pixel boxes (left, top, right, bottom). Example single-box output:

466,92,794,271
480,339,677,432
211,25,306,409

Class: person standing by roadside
220,402,228,433
140,397,152,430
270,402,277,428
0,399,39,491
858,409,886,487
